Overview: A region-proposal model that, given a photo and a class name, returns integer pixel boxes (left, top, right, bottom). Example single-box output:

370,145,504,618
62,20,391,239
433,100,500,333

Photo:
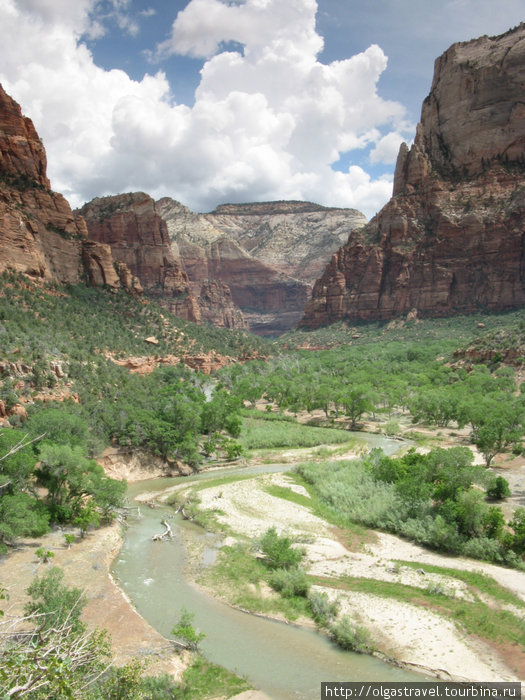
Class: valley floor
2,421,524,697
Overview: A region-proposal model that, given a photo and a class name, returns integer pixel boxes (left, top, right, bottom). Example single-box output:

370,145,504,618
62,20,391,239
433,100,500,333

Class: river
113,433,425,699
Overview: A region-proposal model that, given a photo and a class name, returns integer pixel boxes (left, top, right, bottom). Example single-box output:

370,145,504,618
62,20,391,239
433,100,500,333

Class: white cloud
369,131,407,165
0,0,412,218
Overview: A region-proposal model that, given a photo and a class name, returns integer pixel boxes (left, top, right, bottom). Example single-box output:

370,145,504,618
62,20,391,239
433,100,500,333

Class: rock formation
198,279,246,329
300,25,525,329
78,193,200,321
205,201,367,281
0,84,132,289
158,197,365,334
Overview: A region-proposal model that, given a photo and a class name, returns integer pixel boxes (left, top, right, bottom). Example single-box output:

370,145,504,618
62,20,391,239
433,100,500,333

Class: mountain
204,202,367,283
300,24,525,329
156,197,310,335
157,198,366,335
0,84,137,292
82,194,364,336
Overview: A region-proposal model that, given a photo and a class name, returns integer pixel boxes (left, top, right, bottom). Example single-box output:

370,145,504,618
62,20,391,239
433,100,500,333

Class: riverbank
184,470,524,683
0,521,186,679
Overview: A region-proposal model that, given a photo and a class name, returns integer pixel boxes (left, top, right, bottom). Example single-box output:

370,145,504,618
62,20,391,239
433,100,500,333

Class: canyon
81,195,366,335
2,24,525,336
300,24,525,328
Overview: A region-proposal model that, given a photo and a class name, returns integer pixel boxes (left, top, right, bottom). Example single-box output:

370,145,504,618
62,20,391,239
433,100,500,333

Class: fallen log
151,519,173,542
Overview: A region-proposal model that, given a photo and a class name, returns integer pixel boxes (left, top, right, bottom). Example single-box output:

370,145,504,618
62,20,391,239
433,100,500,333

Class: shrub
259,527,303,569
308,590,339,627
171,608,206,651
268,567,310,598
486,476,511,500
328,615,373,653
461,537,506,563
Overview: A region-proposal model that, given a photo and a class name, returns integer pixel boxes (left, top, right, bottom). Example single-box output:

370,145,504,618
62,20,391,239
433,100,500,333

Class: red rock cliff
78,193,200,321
300,25,525,329
0,84,124,288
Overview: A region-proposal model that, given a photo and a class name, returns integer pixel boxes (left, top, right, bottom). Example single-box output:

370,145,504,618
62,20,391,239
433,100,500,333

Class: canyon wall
158,198,366,334
80,194,246,328
0,84,129,290
301,25,525,328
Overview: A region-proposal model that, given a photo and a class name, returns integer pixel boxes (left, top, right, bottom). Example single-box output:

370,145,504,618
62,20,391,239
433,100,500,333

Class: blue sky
1,1,523,218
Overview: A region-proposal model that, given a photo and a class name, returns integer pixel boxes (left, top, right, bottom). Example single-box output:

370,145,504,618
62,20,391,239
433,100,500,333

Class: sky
0,1,523,218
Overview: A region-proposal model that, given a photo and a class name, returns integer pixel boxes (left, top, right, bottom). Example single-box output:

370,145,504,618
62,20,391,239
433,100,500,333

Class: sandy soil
196,472,525,683
0,522,186,680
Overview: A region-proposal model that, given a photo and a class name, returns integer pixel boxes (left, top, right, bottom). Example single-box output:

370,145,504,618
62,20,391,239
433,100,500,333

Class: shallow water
113,434,424,699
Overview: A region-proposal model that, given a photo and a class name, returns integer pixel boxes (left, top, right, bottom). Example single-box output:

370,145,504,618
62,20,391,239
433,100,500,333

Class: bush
259,527,303,569
171,608,206,651
328,615,373,653
268,567,310,598
461,537,506,563
308,590,339,627
486,476,511,500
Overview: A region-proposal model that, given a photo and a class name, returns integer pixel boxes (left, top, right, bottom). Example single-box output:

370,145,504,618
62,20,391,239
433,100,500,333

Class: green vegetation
0,271,270,363
296,447,524,566
321,575,525,648
2,269,525,690
259,526,304,569
199,541,311,621
171,608,206,651
175,656,251,700
0,273,268,551
396,561,525,609
328,615,373,653
240,413,355,452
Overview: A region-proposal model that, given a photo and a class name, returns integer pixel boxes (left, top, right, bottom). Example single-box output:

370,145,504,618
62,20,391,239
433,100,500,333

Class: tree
171,608,205,651
486,475,511,500
25,567,87,635
338,385,374,429
0,493,49,553
458,394,524,466
36,443,124,523
510,507,525,555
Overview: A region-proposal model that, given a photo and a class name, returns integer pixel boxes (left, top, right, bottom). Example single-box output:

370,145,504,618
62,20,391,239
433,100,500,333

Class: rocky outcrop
198,279,246,329
301,25,525,329
78,193,200,321
0,84,130,289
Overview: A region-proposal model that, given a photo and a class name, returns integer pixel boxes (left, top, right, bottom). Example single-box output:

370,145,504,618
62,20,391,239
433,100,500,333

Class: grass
396,561,525,609
264,483,313,510
310,574,525,649
198,542,311,621
240,417,356,451
178,655,251,699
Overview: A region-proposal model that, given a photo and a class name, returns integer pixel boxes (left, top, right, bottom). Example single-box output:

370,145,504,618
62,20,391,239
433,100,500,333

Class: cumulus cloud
369,132,407,165
0,0,412,217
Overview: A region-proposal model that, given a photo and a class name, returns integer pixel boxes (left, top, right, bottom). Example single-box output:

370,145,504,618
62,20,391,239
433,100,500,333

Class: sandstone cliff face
0,84,125,289
205,201,367,281
80,194,248,328
157,197,364,334
301,25,525,329
198,279,246,329
78,193,200,321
